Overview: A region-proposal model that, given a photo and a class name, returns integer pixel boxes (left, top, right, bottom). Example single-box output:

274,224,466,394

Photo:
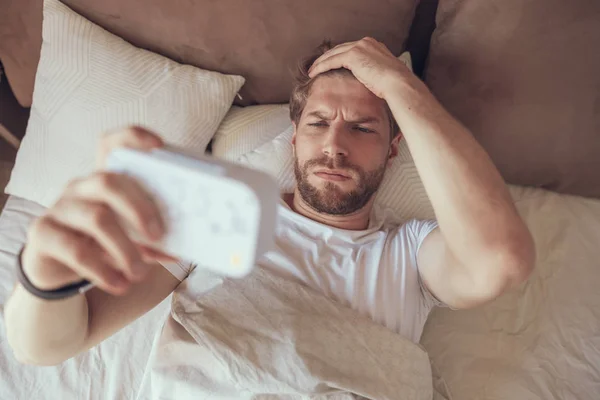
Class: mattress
0,182,599,399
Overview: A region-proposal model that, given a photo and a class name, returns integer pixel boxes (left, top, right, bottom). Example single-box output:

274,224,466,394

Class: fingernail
148,220,164,239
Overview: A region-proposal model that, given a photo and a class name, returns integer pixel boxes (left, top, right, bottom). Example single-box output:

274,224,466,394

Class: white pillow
211,104,291,161
237,52,434,225
5,0,244,208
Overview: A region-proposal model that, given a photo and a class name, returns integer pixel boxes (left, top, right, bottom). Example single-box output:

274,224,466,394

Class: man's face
292,74,399,215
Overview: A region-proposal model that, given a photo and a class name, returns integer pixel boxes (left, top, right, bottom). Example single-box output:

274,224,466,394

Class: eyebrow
306,111,381,124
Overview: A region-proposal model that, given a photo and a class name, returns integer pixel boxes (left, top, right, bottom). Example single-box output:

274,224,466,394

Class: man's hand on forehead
308,37,416,101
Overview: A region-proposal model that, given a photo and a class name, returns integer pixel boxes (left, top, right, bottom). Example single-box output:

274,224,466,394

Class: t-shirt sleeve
158,260,196,281
405,219,448,310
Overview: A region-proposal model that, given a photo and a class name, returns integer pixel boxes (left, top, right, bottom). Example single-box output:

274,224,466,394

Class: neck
282,190,374,231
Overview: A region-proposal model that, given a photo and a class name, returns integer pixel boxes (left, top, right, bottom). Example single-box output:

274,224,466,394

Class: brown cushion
405,0,439,78
0,0,43,107
0,0,420,107
425,0,600,198
0,72,30,141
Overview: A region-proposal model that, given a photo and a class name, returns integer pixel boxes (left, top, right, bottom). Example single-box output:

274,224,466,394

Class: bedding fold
141,266,437,399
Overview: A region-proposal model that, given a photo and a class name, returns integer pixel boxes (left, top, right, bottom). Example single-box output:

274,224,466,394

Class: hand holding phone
105,141,279,280
20,128,177,296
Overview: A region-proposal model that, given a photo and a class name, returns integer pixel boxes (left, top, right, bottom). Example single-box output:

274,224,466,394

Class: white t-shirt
137,200,440,398
162,198,440,343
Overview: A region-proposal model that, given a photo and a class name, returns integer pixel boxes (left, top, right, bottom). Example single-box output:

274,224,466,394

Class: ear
292,122,297,155
292,122,297,145
387,131,402,168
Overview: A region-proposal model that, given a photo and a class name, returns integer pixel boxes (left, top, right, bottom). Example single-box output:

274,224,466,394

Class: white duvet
423,186,600,399
0,185,599,399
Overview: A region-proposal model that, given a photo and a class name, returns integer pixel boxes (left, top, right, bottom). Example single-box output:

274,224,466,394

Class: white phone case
105,146,280,278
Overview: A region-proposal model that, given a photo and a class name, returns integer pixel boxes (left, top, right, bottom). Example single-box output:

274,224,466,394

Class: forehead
302,75,388,121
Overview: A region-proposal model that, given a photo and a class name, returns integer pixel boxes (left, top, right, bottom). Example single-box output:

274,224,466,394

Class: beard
293,154,387,216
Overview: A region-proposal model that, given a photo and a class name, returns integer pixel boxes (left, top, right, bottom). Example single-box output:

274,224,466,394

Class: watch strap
16,246,93,301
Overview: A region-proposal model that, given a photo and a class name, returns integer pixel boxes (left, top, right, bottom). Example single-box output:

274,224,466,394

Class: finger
309,51,356,78
66,172,165,241
72,250,132,296
332,40,359,50
372,40,396,57
39,218,132,296
96,126,164,169
49,198,149,282
309,38,389,77
309,42,356,76
135,243,179,263
361,36,386,50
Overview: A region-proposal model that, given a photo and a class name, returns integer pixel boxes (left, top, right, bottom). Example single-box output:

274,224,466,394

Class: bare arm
5,127,184,365
387,85,535,308
6,262,179,366
309,37,536,309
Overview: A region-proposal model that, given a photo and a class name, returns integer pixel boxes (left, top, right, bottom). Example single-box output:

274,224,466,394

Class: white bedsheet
422,186,600,399
1,185,599,399
0,196,171,400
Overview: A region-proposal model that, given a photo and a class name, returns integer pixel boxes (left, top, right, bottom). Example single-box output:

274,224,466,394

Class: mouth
316,169,351,178
314,170,351,182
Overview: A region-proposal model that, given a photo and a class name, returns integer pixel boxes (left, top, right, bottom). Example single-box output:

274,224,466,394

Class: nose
322,123,349,157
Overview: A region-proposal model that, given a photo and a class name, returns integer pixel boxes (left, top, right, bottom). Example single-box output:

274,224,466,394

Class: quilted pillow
5,0,244,208
211,105,291,162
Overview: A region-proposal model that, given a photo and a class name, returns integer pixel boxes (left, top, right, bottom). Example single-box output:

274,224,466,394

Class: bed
1,161,600,399
1,0,599,398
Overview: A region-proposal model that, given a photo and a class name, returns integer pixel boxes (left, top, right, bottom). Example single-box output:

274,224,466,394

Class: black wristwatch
16,246,94,301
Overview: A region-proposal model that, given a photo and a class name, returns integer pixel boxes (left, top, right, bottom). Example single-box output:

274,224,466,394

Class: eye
308,122,328,128
354,126,375,134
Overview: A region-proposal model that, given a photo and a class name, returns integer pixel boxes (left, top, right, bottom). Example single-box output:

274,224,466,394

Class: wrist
18,246,91,300
20,246,56,291
383,73,429,103
384,77,443,122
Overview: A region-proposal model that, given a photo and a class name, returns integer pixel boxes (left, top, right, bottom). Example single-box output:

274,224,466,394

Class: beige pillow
5,0,244,208
211,105,291,162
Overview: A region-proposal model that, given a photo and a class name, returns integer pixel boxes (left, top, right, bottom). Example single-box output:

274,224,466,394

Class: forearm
386,81,533,271
5,283,89,365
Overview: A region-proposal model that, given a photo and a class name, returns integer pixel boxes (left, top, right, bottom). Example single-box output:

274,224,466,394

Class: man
6,38,535,365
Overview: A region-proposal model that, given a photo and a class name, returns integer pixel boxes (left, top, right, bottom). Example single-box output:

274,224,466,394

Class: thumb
96,126,164,170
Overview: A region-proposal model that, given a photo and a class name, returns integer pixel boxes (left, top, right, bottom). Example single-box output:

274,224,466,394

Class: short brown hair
289,40,400,140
